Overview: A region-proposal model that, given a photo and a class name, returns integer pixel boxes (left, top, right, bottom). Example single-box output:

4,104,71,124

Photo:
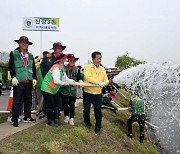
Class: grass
0,90,159,154
0,113,8,123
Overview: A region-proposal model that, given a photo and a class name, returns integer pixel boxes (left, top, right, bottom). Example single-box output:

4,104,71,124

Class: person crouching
127,91,145,143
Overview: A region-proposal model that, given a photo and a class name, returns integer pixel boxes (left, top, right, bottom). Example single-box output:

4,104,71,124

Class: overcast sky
0,0,180,67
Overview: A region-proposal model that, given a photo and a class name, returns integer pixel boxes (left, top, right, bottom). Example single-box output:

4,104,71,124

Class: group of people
7,35,145,142
8,36,108,133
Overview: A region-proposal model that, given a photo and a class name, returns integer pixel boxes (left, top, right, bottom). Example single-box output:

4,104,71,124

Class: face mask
64,61,68,66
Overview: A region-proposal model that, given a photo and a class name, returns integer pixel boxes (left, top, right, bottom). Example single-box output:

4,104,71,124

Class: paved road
0,97,83,141
0,114,46,140
0,90,10,111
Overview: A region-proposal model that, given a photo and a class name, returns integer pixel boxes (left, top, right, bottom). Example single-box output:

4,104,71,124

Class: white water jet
113,62,180,154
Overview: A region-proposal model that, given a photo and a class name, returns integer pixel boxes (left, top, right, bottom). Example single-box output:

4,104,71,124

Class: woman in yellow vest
41,53,76,127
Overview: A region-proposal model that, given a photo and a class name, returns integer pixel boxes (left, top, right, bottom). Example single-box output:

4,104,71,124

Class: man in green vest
9,36,37,127
0,65,2,95
127,91,145,143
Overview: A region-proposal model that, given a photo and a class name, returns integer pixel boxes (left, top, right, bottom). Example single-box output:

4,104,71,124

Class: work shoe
85,124,91,129
12,120,19,127
7,116,12,122
95,127,101,133
112,109,117,114
140,138,144,143
69,118,74,126
39,112,46,119
127,133,133,138
23,117,36,123
7,117,22,123
55,119,64,126
64,116,69,123
18,115,24,122
47,121,59,127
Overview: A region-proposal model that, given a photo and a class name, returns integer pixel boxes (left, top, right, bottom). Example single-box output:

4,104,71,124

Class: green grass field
0,90,159,154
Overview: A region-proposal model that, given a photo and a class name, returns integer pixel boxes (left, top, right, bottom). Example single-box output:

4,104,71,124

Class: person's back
41,53,55,78
127,93,145,143
131,96,145,115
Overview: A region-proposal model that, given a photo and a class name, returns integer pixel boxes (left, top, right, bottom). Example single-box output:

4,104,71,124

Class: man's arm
40,56,46,78
102,69,109,84
9,51,15,78
128,100,132,112
32,58,37,80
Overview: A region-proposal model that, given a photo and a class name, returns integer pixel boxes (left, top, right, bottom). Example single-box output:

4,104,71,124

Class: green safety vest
0,70,2,81
60,67,79,97
13,50,34,82
35,63,43,88
131,97,145,115
102,94,111,106
41,63,65,94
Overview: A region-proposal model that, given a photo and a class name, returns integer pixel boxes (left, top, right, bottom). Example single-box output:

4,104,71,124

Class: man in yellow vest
83,51,109,133
9,36,37,127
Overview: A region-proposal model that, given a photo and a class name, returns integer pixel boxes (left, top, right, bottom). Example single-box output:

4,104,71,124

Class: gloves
33,79,37,87
78,80,84,87
71,80,78,86
63,82,69,86
12,77,19,86
98,81,107,87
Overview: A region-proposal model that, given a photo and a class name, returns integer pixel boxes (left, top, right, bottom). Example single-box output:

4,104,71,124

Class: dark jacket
41,52,55,78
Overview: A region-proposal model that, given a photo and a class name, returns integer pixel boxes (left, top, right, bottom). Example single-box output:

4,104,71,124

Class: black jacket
40,52,55,78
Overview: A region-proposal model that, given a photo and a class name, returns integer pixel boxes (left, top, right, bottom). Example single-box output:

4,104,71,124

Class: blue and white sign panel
23,17,60,31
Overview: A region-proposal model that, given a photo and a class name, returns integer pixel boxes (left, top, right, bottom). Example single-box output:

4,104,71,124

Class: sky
0,0,180,67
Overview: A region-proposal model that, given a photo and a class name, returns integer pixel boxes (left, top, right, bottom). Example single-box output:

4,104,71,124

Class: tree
0,62,10,89
115,53,145,70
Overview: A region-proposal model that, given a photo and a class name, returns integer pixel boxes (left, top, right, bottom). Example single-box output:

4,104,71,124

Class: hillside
0,90,158,154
